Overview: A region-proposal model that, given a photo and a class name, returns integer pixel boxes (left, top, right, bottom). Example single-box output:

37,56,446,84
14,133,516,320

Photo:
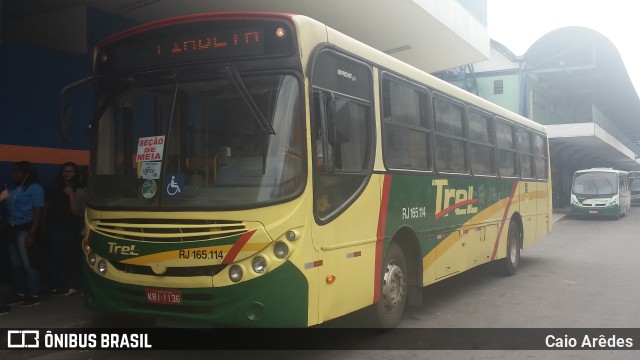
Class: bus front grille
92,218,246,242
111,262,226,277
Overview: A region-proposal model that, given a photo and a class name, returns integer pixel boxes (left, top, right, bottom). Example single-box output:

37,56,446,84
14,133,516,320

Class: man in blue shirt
1,161,44,308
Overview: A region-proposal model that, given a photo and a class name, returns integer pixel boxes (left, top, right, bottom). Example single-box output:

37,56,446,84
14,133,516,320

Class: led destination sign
100,21,295,72
154,28,263,58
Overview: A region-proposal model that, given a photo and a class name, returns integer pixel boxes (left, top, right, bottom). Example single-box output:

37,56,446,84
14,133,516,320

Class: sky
487,0,640,95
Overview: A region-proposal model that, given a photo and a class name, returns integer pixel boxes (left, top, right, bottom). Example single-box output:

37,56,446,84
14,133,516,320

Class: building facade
437,28,640,207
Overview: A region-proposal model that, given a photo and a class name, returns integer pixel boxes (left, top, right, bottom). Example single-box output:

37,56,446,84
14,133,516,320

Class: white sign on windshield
136,136,165,162
141,161,161,180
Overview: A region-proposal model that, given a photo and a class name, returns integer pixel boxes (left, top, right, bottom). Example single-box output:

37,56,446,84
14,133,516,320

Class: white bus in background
570,168,630,219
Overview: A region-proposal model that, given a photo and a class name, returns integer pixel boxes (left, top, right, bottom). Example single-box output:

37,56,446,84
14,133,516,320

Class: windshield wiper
88,92,115,134
225,66,276,135
590,179,599,194
88,76,137,133
604,178,615,194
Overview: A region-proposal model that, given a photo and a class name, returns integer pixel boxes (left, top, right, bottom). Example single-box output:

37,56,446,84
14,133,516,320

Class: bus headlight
88,252,97,266
570,194,580,205
252,256,267,274
285,230,297,241
607,195,619,206
97,260,108,275
229,265,243,283
273,241,289,259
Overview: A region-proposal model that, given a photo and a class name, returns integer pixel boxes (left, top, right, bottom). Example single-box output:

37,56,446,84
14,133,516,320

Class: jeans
47,221,81,290
8,227,40,297
0,283,8,306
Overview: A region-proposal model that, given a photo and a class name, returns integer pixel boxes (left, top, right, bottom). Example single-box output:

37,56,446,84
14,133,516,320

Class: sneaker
19,296,41,308
7,294,25,306
0,306,9,316
52,288,77,296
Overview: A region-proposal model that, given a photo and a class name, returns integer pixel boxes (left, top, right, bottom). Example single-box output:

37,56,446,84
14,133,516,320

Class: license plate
589,210,598,214
145,288,182,305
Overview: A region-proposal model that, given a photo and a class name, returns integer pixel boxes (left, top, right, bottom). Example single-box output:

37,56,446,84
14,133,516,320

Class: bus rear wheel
369,242,407,328
501,220,521,276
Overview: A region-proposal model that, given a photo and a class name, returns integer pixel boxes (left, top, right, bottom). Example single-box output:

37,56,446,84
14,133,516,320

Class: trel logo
108,242,140,256
433,179,479,219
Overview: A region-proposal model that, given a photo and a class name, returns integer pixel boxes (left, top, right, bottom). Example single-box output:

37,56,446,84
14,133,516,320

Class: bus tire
369,242,407,328
501,220,521,276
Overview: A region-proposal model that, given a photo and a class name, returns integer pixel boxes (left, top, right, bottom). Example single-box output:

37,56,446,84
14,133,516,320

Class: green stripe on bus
384,175,517,257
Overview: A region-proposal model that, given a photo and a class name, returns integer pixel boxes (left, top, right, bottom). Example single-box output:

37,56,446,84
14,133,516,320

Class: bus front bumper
83,261,309,327
570,204,619,217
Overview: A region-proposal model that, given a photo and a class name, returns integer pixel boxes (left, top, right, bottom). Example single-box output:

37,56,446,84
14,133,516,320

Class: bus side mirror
330,99,353,144
60,75,94,143
61,105,71,143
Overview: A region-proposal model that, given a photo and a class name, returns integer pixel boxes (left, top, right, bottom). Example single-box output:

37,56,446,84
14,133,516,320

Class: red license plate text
145,288,182,305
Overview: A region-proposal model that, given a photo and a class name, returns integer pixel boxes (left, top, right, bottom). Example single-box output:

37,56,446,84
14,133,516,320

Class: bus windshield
89,73,305,209
572,171,618,196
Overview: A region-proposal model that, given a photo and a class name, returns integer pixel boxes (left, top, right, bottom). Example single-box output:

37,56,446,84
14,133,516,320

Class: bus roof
291,14,547,134
96,12,545,135
574,168,629,174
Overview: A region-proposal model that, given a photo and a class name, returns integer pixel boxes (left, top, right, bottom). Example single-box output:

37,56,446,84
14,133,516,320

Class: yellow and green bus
570,168,631,218
65,13,552,328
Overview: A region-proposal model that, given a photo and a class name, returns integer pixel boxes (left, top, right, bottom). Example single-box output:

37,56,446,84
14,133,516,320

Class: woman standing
46,162,85,295
1,161,45,307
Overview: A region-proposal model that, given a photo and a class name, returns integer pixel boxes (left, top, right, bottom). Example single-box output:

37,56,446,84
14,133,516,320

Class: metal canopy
524,27,640,171
524,27,640,161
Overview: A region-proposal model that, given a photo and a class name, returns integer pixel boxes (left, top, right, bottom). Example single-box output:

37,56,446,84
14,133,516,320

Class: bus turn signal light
326,275,336,284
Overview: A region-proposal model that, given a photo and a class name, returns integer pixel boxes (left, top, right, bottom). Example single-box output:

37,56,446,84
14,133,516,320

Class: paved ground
552,207,570,224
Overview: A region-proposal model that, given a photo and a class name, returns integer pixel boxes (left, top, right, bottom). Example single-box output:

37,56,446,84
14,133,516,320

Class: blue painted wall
0,7,138,189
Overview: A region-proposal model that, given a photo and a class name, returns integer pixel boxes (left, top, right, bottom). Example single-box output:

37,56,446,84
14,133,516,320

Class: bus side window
468,108,496,176
313,91,333,171
517,128,534,179
310,49,374,221
381,75,431,171
496,119,518,177
433,95,467,173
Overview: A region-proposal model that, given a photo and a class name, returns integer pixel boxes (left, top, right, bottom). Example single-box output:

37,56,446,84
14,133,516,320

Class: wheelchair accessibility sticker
164,174,184,197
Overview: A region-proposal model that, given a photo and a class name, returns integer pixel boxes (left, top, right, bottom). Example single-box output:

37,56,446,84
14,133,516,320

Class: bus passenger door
309,49,377,323
311,93,378,323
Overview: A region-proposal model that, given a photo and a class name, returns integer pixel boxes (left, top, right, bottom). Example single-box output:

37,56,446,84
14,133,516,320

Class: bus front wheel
369,242,407,328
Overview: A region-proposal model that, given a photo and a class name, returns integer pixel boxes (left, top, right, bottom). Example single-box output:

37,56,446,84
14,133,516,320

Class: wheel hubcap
382,261,406,312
